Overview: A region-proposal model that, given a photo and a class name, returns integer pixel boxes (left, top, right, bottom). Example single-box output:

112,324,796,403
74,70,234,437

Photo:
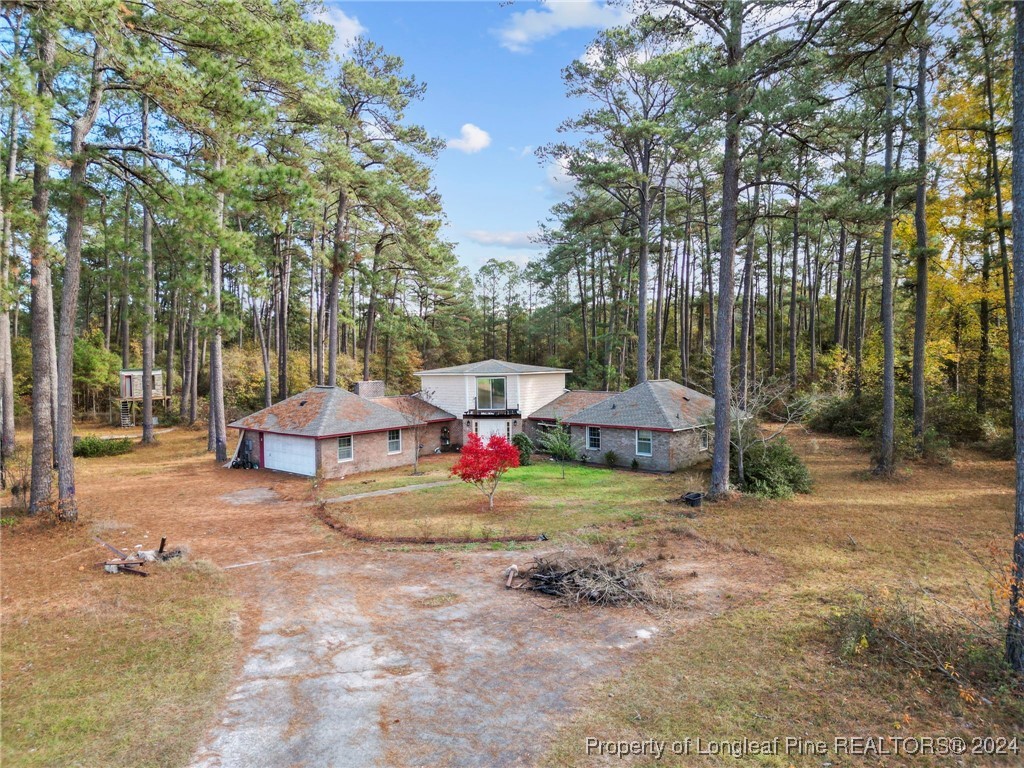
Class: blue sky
321,1,631,272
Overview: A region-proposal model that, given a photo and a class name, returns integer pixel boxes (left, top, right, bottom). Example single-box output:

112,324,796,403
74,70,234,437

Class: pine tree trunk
28,26,55,515
876,62,897,477
0,101,18,459
141,96,155,445
789,153,802,390
277,224,292,401
56,42,106,522
189,324,199,425
912,38,929,450
180,310,192,421
738,153,761,408
209,153,227,462
653,172,667,380
834,222,846,349
327,188,348,387
1005,0,1024,675
166,287,177,408
709,0,742,500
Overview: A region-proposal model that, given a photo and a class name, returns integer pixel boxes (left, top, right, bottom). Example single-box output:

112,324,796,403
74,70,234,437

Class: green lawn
324,459,708,541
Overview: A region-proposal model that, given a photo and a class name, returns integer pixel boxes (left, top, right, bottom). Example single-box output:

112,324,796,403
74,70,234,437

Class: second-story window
475,377,506,410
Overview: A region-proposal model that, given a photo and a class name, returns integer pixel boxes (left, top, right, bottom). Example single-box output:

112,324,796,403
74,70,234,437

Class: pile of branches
505,550,665,607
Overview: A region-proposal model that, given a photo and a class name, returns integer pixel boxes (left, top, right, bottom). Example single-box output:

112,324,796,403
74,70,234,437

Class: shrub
73,436,133,458
603,450,619,467
511,432,533,466
630,458,640,471
980,432,1014,460
733,437,811,498
928,393,988,445
807,394,877,437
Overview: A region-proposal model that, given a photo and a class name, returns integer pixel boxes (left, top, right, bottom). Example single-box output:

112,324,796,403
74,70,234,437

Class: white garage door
264,434,316,476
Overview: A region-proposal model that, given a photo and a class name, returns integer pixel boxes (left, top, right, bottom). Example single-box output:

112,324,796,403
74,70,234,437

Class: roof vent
299,400,308,407
611,403,616,409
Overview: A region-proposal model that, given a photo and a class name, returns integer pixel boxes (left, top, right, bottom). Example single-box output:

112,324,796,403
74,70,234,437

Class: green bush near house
73,436,134,458
603,450,619,467
733,437,811,498
511,432,533,466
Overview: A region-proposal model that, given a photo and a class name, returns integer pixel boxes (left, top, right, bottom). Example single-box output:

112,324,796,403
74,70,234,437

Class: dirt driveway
53,431,768,767
193,536,759,768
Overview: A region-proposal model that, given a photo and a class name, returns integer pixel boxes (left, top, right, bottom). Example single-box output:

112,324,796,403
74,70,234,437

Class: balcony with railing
463,397,520,418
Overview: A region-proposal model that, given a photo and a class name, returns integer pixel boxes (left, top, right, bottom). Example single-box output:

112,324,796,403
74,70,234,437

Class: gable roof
565,379,715,432
529,390,617,422
229,386,418,437
414,358,571,376
369,395,457,423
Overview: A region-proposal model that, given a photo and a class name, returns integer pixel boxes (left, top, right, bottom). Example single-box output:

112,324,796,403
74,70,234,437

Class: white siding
418,369,567,418
519,372,567,417
507,375,520,411
418,374,471,417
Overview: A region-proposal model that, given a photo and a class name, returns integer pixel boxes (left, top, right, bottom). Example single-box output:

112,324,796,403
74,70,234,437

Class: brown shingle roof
565,380,715,431
229,386,418,437
369,395,457,423
528,390,616,422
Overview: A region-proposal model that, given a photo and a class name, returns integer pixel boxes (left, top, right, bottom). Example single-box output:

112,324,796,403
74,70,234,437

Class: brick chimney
352,380,386,399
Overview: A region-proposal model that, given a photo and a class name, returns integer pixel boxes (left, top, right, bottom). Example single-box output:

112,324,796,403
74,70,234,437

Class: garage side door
264,433,316,476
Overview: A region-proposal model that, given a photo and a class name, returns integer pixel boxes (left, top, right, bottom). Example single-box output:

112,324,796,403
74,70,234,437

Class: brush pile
505,550,663,607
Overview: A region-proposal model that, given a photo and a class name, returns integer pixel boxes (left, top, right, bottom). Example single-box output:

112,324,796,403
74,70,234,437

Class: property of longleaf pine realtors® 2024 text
584,736,1021,759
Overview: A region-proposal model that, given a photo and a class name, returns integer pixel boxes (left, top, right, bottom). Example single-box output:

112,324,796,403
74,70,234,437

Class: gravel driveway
192,548,663,768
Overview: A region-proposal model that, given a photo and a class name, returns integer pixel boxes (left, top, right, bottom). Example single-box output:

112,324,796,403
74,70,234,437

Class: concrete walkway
317,479,458,505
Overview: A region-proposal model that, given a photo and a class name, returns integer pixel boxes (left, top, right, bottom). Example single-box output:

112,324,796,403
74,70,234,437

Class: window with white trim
587,426,601,451
475,377,507,411
338,435,353,462
387,429,402,454
700,429,710,451
635,429,653,457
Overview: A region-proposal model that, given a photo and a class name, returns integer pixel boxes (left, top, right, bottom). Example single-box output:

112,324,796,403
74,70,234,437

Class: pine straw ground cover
543,431,1024,768
0,428,270,768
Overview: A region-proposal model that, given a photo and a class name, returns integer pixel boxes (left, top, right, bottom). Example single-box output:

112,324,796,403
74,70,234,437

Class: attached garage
228,384,457,480
263,433,316,476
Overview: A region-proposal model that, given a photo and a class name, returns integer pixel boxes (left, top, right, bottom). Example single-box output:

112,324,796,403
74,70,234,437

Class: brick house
229,381,456,479
527,379,715,472
229,362,717,478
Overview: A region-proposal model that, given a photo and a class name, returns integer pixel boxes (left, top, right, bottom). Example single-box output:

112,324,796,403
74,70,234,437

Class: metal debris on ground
504,550,665,607
95,536,183,576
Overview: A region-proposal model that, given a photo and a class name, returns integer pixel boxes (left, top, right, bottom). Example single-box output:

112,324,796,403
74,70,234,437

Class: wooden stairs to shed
119,400,133,428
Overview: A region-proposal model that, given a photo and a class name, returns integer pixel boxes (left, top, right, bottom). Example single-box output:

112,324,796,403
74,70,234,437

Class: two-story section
414,359,569,445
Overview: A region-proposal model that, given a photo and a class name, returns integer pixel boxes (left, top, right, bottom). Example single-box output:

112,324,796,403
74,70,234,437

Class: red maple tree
450,433,521,509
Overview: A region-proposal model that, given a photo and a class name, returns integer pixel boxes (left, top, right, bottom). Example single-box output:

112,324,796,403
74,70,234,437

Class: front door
472,419,507,441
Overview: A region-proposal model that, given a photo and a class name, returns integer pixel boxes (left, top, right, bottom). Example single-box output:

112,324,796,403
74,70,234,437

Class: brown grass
543,431,1024,767
0,425,334,768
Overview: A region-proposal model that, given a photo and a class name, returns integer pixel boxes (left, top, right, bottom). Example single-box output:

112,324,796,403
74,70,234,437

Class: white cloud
448,123,492,154
496,1,630,53
542,156,576,198
465,230,539,249
317,7,366,58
